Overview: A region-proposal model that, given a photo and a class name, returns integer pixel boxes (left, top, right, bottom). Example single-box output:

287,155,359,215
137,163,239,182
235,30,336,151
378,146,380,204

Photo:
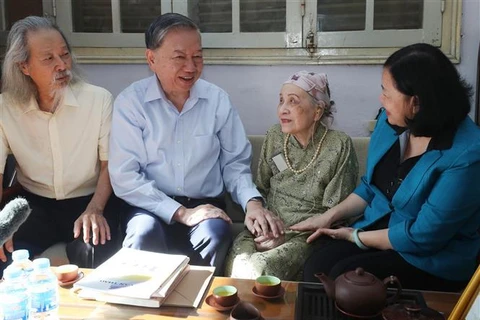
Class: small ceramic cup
212,285,238,307
54,264,79,283
230,301,261,320
255,275,281,296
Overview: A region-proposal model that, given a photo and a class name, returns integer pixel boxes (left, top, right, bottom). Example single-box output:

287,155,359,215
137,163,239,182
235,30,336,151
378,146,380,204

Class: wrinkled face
380,68,416,127
146,28,203,98
277,84,322,136
20,29,72,94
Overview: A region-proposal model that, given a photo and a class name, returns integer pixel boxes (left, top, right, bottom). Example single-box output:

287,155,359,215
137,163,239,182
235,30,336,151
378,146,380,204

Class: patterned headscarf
283,71,331,107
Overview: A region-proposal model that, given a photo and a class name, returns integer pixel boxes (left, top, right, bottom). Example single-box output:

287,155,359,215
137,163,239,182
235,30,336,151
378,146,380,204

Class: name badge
272,153,288,172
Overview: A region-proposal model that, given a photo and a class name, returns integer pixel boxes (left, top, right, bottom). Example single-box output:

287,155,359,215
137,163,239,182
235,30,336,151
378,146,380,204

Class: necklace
283,126,328,174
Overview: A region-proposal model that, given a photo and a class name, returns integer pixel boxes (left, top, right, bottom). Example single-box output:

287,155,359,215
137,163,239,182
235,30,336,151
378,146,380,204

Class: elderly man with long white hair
0,16,122,274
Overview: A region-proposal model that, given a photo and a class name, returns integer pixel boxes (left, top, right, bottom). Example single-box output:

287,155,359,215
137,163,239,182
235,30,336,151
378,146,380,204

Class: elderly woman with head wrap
224,71,359,280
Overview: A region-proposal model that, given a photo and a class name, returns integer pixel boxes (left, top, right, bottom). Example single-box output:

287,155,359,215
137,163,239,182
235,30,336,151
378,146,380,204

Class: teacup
255,275,281,296
213,285,238,307
230,301,261,320
54,264,79,283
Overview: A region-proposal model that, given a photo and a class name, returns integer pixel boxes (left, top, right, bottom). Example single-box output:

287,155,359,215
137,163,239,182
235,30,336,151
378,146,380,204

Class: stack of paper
74,248,215,308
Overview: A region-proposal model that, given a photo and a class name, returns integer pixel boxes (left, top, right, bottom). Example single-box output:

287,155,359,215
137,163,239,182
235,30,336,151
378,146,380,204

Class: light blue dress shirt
109,76,261,224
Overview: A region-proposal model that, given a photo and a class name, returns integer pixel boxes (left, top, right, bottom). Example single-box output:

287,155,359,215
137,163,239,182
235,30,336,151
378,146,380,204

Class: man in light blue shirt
109,13,284,272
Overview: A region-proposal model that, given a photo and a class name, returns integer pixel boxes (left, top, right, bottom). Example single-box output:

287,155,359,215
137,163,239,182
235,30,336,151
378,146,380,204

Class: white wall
81,0,480,137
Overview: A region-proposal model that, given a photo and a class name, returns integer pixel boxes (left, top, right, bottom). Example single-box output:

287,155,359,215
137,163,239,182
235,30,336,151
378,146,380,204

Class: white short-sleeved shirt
0,82,112,199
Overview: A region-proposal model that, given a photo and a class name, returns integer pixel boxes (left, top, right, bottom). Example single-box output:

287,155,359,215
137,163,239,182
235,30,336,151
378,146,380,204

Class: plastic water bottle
11,249,34,281
0,266,29,320
29,258,59,320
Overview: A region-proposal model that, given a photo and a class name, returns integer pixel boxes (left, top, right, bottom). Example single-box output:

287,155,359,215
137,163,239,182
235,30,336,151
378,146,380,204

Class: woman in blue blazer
291,43,480,291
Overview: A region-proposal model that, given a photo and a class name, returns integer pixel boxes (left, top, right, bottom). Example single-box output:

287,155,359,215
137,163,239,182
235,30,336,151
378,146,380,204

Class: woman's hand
290,215,332,243
253,232,285,252
312,227,355,243
290,212,356,243
289,214,332,231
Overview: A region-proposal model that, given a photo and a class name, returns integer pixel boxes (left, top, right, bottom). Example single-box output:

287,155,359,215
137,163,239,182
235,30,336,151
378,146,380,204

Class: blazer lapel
365,122,398,183
393,150,443,208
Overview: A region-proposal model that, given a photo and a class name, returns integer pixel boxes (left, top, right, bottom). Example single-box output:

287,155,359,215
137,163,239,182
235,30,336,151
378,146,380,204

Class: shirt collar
144,75,209,104
144,75,165,103
63,84,81,108
23,84,80,114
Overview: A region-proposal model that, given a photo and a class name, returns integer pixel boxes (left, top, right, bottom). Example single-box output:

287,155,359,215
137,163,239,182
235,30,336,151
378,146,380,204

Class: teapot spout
314,273,335,299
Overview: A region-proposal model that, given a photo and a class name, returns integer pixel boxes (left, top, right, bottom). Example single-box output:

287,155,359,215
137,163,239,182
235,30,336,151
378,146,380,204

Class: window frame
1,0,462,65
306,0,442,48
173,0,303,49
0,0,53,44
54,0,172,47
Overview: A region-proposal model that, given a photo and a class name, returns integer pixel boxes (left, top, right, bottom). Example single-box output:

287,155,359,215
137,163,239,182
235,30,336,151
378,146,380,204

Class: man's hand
244,200,284,238
0,238,14,262
253,232,285,252
173,204,232,226
73,204,110,246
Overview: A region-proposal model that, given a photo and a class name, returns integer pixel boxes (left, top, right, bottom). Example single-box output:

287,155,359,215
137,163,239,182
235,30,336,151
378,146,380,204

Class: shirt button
177,140,181,144
177,187,181,191
177,163,181,166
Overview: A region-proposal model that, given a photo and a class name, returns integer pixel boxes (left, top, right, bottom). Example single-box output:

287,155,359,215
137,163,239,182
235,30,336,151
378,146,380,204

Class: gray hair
145,13,200,50
1,16,82,106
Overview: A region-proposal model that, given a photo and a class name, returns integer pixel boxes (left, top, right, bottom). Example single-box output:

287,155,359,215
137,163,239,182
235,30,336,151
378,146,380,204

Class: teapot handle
384,275,402,304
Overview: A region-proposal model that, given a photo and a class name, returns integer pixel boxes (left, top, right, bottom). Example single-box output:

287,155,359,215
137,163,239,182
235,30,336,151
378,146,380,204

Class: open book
77,265,215,308
74,247,189,299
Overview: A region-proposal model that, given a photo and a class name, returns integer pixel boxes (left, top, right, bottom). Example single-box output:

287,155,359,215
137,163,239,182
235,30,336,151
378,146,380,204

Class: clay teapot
315,267,402,318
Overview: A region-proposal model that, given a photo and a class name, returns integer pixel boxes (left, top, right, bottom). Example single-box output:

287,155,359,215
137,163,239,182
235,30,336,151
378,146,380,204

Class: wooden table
59,274,461,319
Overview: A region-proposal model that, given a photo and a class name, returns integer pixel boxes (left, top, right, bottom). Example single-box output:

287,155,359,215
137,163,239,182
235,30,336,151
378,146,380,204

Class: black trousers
303,237,468,292
0,189,122,274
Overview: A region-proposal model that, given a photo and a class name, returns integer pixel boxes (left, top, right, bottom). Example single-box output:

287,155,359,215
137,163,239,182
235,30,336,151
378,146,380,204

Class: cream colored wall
81,0,480,137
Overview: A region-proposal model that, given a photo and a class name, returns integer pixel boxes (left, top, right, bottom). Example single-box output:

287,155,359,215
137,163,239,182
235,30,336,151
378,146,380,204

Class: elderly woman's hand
253,232,285,252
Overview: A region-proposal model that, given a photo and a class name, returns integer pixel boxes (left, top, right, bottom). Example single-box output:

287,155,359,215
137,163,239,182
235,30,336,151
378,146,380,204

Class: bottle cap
12,249,29,261
33,258,51,270
3,266,23,279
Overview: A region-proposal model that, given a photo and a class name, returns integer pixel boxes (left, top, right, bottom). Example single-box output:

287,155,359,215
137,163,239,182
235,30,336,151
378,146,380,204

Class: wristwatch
248,196,266,208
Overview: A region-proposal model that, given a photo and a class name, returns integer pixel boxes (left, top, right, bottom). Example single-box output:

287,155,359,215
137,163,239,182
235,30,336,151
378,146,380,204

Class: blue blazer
353,110,480,281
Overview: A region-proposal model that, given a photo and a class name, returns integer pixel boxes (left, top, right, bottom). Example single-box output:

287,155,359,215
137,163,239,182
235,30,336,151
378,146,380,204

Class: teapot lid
344,268,376,285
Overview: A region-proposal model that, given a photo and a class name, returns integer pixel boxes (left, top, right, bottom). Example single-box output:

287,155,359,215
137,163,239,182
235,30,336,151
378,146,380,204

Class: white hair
1,16,82,106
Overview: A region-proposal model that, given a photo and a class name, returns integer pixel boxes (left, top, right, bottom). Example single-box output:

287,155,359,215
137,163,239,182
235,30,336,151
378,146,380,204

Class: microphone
0,197,31,246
